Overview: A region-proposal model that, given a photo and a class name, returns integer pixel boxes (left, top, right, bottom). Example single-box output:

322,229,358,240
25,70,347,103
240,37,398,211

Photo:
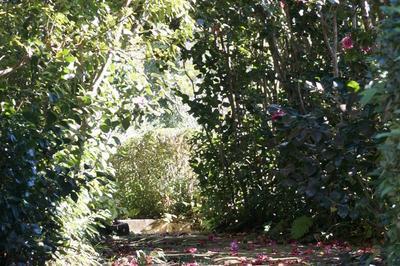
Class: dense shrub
51,177,117,265
273,106,380,240
181,0,383,238
0,0,194,263
0,2,128,262
112,129,199,219
363,1,400,263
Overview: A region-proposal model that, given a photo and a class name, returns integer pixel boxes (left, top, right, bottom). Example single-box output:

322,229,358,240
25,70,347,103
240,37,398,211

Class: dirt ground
103,233,382,265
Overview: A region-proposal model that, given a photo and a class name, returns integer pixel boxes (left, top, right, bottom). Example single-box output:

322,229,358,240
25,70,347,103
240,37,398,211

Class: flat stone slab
117,219,156,234
117,219,194,234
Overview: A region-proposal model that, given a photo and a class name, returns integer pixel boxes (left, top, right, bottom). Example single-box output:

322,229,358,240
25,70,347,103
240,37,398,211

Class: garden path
103,220,381,265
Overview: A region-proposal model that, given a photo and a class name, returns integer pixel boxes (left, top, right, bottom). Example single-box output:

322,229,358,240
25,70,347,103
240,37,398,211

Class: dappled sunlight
1,0,399,264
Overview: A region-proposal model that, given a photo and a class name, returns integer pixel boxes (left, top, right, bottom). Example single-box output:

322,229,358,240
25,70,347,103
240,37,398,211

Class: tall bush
0,0,194,263
112,129,199,219
181,0,382,235
362,1,400,263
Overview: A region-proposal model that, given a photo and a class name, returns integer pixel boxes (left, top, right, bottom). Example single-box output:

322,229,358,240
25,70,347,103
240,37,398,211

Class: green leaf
291,216,313,239
100,123,110,133
360,88,377,106
346,80,360,92
65,55,76,63
376,129,400,139
122,116,131,130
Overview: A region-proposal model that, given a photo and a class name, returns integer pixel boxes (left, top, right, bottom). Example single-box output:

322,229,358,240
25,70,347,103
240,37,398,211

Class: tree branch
361,0,373,31
0,55,29,78
332,9,339,78
91,0,133,95
320,10,339,78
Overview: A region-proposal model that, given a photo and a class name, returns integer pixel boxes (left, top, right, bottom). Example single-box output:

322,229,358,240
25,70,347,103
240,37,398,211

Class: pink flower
341,36,354,50
230,240,239,255
271,110,286,121
185,247,198,254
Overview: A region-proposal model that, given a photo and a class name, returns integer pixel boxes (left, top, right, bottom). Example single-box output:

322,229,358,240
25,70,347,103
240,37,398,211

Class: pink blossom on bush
271,110,286,121
341,36,354,50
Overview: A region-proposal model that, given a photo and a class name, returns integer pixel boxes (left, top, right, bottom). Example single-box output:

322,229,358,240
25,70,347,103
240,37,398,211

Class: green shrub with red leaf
181,0,384,242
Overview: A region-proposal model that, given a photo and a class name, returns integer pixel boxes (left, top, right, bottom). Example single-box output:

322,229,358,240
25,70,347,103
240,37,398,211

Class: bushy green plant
112,128,199,219
0,0,194,263
181,0,382,237
291,216,313,240
50,176,117,265
361,1,400,263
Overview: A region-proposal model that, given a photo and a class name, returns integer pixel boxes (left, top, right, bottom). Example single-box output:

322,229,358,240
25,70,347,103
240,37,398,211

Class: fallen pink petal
185,247,198,254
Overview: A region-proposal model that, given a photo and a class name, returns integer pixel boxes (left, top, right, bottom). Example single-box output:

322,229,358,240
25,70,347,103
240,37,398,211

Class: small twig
0,55,29,78
297,83,306,114
183,60,196,94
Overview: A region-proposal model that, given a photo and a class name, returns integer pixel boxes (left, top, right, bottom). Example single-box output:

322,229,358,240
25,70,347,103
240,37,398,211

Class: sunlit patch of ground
102,233,382,265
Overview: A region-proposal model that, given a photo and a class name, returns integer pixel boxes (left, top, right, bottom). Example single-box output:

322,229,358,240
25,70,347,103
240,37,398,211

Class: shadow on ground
103,232,382,265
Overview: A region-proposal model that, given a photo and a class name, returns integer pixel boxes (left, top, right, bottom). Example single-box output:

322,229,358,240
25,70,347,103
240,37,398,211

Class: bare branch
320,10,339,78
332,9,339,78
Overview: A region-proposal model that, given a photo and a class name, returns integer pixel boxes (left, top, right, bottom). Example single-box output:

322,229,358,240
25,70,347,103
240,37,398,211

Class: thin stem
0,55,29,78
320,10,339,78
332,8,339,78
91,0,133,95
